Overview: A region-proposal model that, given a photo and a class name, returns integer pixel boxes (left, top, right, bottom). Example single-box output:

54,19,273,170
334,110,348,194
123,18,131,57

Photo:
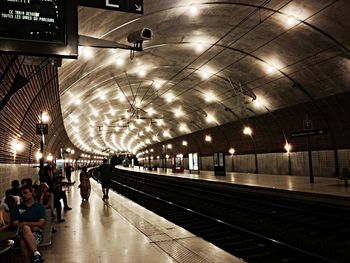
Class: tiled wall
0,164,39,196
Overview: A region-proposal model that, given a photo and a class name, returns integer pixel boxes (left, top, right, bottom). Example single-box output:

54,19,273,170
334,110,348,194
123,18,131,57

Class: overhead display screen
0,0,64,42
0,0,78,58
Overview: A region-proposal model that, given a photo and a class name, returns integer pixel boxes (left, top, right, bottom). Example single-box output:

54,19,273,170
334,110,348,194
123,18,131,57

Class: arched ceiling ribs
0,55,19,88
100,1,348,56
19,73,58,131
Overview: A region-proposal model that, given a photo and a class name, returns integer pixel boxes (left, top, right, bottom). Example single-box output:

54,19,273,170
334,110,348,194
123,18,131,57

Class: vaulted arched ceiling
58,0,350,156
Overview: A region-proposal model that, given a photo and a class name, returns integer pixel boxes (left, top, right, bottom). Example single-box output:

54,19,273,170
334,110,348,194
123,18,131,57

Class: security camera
127,28,153,44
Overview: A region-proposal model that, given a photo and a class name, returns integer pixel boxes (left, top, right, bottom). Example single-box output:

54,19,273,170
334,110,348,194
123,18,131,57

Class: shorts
101,180,111,189
17,228,43,245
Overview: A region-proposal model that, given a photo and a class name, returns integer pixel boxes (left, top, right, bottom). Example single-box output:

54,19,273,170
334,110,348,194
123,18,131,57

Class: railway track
92,168,349,262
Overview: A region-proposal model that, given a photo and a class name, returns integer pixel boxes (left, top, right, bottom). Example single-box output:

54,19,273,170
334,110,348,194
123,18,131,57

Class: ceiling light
163,130,170,137
179,123,189,132
100,93,107,100
204,91,216,102
138,69,146,77
243,127,252,136
41,112,50,123
287,15,296,25
196,43,204,53
147,107,155,116
284,143,292,153
46,153,53,162
156,119,165,126
74,98,81,105
205,113,216,123
118,92,126,102
154,80,164,89
12,139,24,152
81,47,93,59
174,107,184,118
229,148,235,155
35,151,42,160
164,93,175,103
135,100,142,108
182,140,188,146
189,5,199,16
253,99,263,108
205,135,212,142
116,57,125,66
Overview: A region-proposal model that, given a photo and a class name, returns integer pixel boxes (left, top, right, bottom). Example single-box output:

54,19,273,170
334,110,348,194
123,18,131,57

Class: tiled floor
40,171,242,263
121,166,350,198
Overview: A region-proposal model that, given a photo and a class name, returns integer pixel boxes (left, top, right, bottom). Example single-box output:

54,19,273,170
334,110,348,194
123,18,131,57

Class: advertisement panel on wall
189,152,199,171
189,153,193,170
192,153,199,170
56,159,64,176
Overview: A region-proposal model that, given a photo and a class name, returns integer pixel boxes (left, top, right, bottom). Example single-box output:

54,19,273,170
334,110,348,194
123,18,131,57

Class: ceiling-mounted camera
127,28,153,44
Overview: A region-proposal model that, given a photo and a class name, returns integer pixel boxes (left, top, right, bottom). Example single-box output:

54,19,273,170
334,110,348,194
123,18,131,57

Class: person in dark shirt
5,179,21,197
12,185,45,263
99,159,113,201
65,163,73,185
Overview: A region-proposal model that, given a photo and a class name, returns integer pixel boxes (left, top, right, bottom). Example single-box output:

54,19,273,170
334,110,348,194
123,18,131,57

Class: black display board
213,152,226,176
79,0,143,14
0,0,78,58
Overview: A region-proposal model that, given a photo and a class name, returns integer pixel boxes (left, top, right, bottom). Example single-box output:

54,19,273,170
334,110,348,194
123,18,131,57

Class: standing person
52,164,72,224
79,166,91,201
12,185,45,263
99,159,112,201
65,163,73,185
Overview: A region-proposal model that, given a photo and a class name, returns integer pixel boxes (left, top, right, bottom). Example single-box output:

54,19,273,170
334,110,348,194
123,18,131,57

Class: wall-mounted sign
303,120,313,130
0,0,78,58
79,0,143,14
290,128,328,138
36,123,48,135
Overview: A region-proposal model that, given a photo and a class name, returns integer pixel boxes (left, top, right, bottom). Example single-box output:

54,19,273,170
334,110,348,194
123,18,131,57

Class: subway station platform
40,171,243,263
119,166,350,199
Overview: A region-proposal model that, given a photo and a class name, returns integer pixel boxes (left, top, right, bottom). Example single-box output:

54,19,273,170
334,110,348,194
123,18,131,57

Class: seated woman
39,183,54,216
0,203,11,231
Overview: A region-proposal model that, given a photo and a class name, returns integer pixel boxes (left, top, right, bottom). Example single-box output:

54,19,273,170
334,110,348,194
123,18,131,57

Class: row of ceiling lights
137,126,292,159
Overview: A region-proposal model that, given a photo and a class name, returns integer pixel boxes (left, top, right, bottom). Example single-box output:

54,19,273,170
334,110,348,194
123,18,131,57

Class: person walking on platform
65,163,74,185
99,159,113,201
12,185,45,263
79,166,91,201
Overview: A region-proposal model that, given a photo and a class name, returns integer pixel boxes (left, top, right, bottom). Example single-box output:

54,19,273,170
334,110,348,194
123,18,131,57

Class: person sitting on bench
12,185,45,263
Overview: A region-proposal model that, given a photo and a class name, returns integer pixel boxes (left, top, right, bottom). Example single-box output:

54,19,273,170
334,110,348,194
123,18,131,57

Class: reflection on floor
121,166,350,198
40,171,242,263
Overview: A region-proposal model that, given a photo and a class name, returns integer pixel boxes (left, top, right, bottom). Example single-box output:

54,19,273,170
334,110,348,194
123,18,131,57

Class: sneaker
64,207,72,211
33,254,44,263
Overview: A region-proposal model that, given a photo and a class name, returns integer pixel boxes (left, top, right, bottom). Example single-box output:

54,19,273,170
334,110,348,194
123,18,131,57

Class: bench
340,168,350,187
39,209,53,247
